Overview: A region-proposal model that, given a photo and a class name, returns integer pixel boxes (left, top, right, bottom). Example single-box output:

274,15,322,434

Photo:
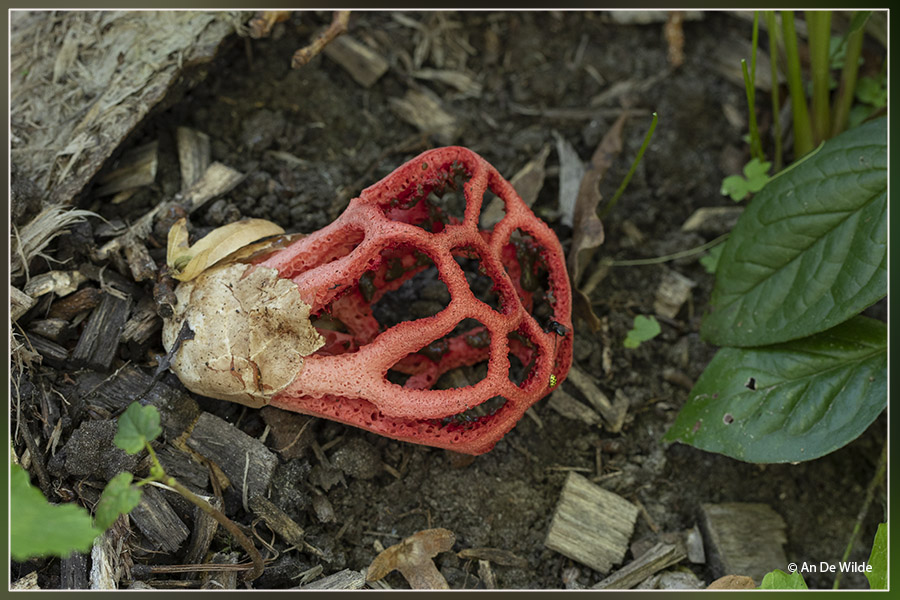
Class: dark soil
11,11,885,590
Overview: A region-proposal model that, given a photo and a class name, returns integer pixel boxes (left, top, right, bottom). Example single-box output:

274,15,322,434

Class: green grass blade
764,11,783,170
781,11,815,157
831,12,867,136
806,11,833,142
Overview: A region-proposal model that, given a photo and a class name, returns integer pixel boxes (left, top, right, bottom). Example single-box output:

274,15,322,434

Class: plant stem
831,12,866,137
166,476,266,582
742,12,764,161
781,11,815,157
598,112,658,219
764,11,783,171
143,440,265,582
832,440,886,589
805,10,833,143
609,233,729,267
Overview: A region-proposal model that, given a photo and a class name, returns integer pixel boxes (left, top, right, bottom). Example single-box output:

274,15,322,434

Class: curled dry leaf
366,528,456,589
567,113,628,331
166,217,286,282
161,262,325,408
707,575,757,589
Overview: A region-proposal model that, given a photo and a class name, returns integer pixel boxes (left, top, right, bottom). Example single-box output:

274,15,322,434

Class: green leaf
624,315,661,348
759,569,808,589
94,472,143,531
855,76,887,108
865,523,887,589
720,158,771,202
664,316,886,463
702,117,886,347
700,244,724,274
114,402,162,454
10,463,101,560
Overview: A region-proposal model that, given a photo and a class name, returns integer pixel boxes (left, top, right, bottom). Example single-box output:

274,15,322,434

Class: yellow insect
549,374,558,388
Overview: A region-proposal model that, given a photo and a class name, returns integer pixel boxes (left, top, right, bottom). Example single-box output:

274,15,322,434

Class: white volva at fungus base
161,262,325,408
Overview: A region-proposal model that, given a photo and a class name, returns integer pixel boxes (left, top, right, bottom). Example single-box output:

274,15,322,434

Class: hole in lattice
452,246,503,312
438,396,509,429
379,160,471,233
368,247,450,330
508,329,539,388
384,319,491,390
501,228,556,328
386,370,411,386
279,226,364,279
478,184,505,230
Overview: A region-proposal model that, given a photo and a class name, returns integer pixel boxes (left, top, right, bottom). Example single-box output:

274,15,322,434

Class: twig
19,420,52,496
292,11,351,69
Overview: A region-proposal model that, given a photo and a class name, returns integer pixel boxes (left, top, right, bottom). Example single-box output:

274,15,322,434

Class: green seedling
624,315,660,349
10,463,102,560
96,402,265,581
720,158,771,202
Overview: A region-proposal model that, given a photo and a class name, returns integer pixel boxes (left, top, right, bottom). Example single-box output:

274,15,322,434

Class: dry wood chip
324,35,389,88
10,286,36,322
366,528,455,589
95,140,158,196
654,268,697,320
592,542,686,589
23,270,87,298
411,68,482,96
565,366,628,433
457,547,529,568
176,127,211,191
547,388,602,426
389,88,459,145
11,206,96,279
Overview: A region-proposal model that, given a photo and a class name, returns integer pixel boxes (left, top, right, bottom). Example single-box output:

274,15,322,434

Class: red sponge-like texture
256,147,572,455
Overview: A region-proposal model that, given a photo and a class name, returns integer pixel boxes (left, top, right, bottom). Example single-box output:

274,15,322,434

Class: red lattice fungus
248,147,570,454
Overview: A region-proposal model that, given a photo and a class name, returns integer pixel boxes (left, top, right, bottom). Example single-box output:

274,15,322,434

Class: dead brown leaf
567,112,629,331
366,528,456,589
707,575,757,589
166,217,285,282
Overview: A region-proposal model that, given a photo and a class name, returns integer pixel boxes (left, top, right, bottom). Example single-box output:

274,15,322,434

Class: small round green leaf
95,472,143,531
664,316,885,463
624,315,661,348
760,570,808,589
702,117,886,347
10,463,101,560
114,402,162,454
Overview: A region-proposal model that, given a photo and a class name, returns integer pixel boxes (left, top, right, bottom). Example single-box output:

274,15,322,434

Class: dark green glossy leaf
95,472,143,531
702,117,886,347
865,523,886,589
114,402,162,454
664,316,885,463
10,463,101,560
